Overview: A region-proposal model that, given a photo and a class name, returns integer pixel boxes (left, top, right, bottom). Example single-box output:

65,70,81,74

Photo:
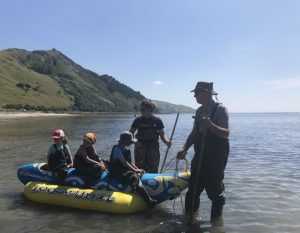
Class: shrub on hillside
2,104,70,112
16,83,31,90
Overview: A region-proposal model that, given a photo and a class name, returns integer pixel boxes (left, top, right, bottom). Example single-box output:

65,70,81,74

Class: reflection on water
0,113,300,233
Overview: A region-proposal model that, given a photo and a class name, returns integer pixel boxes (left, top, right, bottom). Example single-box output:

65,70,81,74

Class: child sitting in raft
74,133,107,188
109,131,157,209
47,129,73,185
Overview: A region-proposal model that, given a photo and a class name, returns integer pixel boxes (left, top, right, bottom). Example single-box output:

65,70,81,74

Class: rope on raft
162,156,189,214
174,158,188,214
162,157,188,173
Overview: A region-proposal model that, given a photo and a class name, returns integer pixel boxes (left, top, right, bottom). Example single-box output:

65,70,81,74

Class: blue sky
1,0,300,112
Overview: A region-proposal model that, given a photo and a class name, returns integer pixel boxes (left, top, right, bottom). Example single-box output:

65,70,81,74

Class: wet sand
0,111,75,119
0,110,137,120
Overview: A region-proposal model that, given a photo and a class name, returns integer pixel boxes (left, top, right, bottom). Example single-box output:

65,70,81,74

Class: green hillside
0,48,194,113
0,49,73,110
0,48,144,112
152,100,195,114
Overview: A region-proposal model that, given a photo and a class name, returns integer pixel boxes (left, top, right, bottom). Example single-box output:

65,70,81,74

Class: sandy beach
0,111,76,119
0,110,136,120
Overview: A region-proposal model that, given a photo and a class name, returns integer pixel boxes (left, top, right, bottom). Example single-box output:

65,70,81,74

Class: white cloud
268,78,300,90
153,80,163,86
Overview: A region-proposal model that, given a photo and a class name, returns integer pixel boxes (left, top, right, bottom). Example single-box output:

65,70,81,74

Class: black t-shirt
131,116,164,143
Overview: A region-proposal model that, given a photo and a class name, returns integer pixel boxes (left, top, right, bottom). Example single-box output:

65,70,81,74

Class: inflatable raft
24,182,148,213
18,163,190,213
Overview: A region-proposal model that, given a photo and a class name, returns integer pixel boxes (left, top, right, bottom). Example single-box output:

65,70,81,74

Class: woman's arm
159,129,171,147
130,117,139,134
129,127,136,134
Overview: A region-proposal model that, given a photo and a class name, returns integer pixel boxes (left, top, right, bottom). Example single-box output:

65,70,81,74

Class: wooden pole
160,113,180,173
188,103,211,226
188,130,206,226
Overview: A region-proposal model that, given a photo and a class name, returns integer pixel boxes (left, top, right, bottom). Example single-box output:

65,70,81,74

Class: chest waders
134,117,162,173
185,103,229,220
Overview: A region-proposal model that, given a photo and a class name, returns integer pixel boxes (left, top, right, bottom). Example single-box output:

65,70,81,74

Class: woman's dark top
131,116,164,143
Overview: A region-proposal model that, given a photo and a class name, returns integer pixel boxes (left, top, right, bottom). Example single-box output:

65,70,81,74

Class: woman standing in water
130,100,171,173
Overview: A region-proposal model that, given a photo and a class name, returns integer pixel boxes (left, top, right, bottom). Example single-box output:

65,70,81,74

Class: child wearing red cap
47,129,73,185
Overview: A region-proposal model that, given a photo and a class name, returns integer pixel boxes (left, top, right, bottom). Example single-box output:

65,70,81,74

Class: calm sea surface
0,113,299,233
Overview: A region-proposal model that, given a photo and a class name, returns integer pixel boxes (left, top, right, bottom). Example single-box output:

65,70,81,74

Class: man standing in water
177,82,230,222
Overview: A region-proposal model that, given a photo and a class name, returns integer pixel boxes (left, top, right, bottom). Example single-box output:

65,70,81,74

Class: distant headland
0,48,194,114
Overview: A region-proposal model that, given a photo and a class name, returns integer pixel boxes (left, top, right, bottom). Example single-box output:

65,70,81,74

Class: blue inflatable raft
18,163,190,203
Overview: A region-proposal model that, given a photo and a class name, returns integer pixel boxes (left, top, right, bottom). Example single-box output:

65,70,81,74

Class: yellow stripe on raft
24,182,147,214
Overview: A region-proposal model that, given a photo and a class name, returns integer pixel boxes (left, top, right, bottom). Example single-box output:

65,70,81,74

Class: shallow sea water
0,113,299,233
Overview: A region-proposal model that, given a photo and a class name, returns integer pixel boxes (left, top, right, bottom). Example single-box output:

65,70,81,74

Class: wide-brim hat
117,131,138,143
191,82,218,95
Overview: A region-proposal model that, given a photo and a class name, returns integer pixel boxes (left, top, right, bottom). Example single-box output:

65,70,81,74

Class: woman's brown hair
140,99,156,112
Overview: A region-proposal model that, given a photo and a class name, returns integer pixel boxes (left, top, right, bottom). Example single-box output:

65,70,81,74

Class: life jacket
109,145,132,174
47,144,67,171
74,145,98,172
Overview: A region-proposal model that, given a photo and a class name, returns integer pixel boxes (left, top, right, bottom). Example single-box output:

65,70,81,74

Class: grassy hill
0,49,73,111
152,100,194,113
0,48,194,113
0,48,144,112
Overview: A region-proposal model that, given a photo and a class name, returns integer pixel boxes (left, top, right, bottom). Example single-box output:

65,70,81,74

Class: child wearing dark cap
74,133,106,188
47,129,73,185
109,131,157,209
